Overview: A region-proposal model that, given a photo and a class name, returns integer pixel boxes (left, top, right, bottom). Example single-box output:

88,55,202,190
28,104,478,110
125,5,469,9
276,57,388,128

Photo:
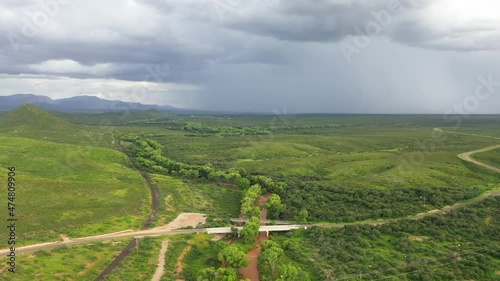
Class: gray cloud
0,0,499,112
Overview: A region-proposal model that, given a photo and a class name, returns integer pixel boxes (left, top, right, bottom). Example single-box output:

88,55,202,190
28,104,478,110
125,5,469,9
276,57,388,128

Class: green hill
2,104,74,130
0,135,149,245
0,104,115,147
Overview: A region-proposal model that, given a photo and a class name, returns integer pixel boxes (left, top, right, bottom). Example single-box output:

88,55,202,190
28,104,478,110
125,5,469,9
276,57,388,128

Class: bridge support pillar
237,231,240,238
266,231,269,237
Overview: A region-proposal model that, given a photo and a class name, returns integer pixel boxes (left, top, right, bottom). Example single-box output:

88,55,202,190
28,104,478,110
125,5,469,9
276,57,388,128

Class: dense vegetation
280,182,482,222
258,240,310,281
122,134,492,223
121,135,286,194
270,197,500,280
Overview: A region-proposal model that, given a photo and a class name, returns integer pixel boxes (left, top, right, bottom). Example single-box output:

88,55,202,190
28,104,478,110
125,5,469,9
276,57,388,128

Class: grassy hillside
0,105,117,148
0,136,150,244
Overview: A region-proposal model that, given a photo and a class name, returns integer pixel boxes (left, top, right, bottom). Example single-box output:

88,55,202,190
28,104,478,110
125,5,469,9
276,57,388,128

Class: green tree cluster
258,240,308,281
241,184,262,218
240,216,260,241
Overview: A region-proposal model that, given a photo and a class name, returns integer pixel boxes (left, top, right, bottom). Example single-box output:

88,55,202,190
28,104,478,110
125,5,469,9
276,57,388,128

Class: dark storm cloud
0,0,499,112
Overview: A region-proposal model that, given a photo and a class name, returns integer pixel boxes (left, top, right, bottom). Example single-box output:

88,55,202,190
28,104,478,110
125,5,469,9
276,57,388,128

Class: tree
198,267,216,281
241,216,260,241
245,206,261,218
218,245,250,268
241,184,262,218
273,181,287,193
197,267,238,281
259,244,284,277
237,178,251,189
265,194,284,219
261,240,280,252
277,264,304,281
296,208,308,223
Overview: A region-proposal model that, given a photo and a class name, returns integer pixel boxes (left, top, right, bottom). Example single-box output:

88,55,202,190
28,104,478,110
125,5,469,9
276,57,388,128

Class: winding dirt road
458,145,500,173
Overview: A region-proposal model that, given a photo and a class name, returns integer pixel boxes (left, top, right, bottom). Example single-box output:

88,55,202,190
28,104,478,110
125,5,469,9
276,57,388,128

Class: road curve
458,145,500,173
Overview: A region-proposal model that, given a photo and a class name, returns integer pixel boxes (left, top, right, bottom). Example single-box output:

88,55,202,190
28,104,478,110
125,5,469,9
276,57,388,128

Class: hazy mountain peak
0,94,177,112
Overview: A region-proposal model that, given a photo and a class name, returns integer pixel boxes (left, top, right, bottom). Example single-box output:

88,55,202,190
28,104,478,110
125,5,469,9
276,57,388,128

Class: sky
1,0,500,113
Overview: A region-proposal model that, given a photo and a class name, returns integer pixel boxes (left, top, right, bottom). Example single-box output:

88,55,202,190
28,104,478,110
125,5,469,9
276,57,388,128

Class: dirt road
458,145,500,173
151,240,170,281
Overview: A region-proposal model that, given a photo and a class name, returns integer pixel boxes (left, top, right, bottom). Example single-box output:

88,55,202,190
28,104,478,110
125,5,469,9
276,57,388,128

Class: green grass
150,174,243,227
0,104,118,148
181,234,221,281
106,235,192,281
104,237,162,281
162,236,190,281
0,240,130,280
0,136,150,244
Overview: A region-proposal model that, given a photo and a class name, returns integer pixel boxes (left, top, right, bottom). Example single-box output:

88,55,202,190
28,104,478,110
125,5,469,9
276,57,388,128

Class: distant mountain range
0,94,178,112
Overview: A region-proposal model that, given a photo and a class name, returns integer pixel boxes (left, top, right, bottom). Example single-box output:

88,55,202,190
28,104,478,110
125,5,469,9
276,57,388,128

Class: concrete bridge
206,225,307,237
229,218,292,225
